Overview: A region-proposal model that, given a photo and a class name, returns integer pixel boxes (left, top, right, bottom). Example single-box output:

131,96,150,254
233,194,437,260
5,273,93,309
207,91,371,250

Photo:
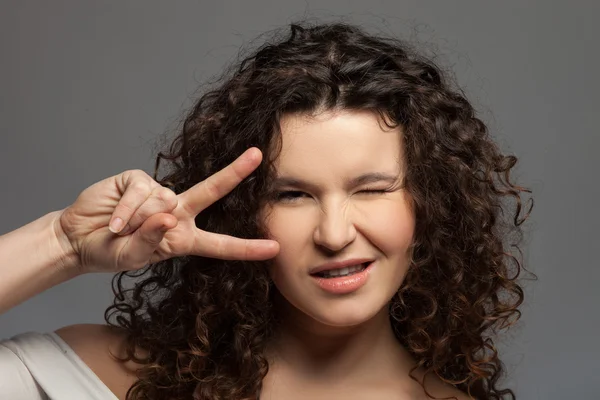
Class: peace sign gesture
55,148,279,274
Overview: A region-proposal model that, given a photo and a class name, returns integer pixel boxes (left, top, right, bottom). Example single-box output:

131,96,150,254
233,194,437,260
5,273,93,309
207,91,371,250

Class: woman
0,22,532,399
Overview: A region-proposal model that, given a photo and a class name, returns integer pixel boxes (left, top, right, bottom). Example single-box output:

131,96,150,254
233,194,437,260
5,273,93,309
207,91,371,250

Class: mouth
311,262,370,278
310,261,375,294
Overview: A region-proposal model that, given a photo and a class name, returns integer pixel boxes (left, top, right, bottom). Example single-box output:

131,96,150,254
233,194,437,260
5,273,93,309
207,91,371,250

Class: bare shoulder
425,381,474,400
413,384,473,400
54,323,142,400
445,388,475,400
410,368,475,400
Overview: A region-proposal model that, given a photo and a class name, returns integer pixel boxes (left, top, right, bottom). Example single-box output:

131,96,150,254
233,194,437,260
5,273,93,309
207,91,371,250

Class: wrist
48,210,82,276
0,209,84,314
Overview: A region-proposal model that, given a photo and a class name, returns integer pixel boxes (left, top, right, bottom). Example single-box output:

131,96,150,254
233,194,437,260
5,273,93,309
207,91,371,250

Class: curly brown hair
104,21,533,400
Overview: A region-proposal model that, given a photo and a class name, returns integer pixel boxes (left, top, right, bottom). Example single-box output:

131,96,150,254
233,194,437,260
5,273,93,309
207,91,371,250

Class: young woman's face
263,110,415,328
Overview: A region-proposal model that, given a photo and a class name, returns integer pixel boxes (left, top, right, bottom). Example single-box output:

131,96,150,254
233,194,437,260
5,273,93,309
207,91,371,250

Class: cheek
262,194,415,279
263,209,312,278
359,197,415,255
265,209,308,248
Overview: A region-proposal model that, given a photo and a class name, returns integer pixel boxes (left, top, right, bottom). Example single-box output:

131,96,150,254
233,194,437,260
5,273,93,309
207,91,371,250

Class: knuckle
158,187,178,209
215,236,227,258
122,170,153,192
129,168,150,178
131,180,152,193
115,201,135,214
122,169,147,184
203,178,221,199
243,240,251,259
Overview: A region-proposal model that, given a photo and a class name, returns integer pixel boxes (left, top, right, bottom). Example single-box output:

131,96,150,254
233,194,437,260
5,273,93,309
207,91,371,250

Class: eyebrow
271,172,400,191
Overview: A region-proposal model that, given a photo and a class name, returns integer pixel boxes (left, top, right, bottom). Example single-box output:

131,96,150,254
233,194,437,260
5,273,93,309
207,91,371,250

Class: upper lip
309,258,374,275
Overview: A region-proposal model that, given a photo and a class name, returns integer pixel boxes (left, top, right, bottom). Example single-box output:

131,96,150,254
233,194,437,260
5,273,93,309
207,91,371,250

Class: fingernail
119,223,131,235
109,217,124,233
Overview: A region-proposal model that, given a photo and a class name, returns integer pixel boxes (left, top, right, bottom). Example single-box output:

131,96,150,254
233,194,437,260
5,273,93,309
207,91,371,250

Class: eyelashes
275,190,307,202
274,189,392,203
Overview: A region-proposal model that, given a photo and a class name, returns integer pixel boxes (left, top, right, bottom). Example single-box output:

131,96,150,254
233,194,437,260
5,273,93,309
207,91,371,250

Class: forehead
274,110,404,176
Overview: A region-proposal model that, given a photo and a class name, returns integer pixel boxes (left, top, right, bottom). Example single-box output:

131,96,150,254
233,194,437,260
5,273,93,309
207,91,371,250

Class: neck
267,292,415,382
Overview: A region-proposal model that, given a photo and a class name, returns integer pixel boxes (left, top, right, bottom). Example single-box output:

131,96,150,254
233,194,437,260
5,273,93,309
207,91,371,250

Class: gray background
1,1,597,399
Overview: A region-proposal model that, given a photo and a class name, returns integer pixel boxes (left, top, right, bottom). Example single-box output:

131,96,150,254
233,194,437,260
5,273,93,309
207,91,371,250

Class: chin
319,300,388,327
313,310,383,328
281,291,391,330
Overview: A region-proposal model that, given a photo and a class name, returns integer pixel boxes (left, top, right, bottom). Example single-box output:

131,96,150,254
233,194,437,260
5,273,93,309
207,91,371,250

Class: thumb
119,213,177,269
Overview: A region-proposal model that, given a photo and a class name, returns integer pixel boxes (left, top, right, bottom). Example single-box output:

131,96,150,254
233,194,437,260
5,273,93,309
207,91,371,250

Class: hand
55,148,279,274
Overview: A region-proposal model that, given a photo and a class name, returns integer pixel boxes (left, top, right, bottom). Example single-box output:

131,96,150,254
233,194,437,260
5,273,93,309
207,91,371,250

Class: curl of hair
104,21,533,400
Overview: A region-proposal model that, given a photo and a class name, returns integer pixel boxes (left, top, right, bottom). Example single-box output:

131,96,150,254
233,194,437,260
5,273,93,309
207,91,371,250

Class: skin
260,110,428,399
264,110,415,329
50,111,470,399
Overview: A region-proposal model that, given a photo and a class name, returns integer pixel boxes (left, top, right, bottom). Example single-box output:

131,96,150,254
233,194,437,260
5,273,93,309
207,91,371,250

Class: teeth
321,264,365,278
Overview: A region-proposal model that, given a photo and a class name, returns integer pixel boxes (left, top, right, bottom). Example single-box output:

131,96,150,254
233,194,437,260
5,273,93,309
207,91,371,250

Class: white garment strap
0,332,118,400
0,341,47,400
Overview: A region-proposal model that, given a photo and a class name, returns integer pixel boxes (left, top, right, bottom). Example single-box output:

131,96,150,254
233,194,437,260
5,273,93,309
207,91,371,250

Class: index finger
178,148,262,216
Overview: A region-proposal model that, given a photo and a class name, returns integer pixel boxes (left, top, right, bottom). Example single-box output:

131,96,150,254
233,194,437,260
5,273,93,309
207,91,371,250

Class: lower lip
312,262,375,294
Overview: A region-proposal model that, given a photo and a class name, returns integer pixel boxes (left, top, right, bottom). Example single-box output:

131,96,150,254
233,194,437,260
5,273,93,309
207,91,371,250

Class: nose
313,203,357,252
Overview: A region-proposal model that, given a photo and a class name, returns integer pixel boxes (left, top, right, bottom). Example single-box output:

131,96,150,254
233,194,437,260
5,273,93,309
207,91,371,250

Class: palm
152,209,198,261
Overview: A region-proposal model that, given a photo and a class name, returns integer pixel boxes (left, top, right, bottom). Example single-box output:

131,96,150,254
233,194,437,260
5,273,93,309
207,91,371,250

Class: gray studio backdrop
1,1,598,399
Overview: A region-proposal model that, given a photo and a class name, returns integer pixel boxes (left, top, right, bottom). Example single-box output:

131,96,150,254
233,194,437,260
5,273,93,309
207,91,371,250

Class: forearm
0,210,81,314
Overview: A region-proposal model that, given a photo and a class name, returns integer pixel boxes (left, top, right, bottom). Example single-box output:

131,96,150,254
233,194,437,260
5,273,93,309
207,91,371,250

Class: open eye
275,190,309,202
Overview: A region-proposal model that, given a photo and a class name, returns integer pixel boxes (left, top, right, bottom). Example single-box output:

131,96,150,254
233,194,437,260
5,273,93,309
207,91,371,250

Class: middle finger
192,229,280,260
